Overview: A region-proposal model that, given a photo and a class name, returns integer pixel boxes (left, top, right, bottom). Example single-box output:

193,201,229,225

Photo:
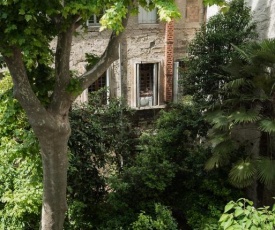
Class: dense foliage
0,74,41,229
88,102,242,229
182,0,257,107
205,39,275,206
3,0,275,228
181,0,275,208
65,90,138,229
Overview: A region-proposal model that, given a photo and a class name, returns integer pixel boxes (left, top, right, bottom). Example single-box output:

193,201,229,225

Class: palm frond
206,110,229,129
252,88,269,101
205,132,237,171
257,158,275,187
229,108,260,124
255,39,275,64
204,153,222,170
207,130,230,147
259,119,275,133
231,43,252,64
229,158,257,188
205,151,231,171
212,139,237,155
224,78,246,90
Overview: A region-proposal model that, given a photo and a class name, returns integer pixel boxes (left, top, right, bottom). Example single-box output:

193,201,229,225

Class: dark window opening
88,72,107,104
136,63,158,107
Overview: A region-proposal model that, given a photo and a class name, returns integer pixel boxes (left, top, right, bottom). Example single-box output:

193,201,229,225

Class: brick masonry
164,20,175,102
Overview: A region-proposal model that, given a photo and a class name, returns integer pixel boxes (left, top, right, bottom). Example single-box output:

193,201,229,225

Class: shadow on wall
246,0,273,39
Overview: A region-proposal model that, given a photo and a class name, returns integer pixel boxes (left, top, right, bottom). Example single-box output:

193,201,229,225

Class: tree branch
3,47,49,125
49,24,75,114
77,13,130,93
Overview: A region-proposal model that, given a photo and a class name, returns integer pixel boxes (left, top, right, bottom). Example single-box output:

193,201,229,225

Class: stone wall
70,0,205,106
245,0,275,40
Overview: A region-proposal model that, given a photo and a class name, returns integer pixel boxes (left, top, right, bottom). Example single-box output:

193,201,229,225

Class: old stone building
72,0,205,108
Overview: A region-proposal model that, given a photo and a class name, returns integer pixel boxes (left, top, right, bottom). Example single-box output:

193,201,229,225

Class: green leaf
245,219,252,228
234,208,244,217
19,9,25,15
219,213,230,222
224,203,234,213
259,119,275,133
223,218,233,229
25,15,32,22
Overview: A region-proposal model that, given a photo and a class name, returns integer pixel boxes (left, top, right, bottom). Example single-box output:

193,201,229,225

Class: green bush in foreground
206,198,275,230
132,203,177,230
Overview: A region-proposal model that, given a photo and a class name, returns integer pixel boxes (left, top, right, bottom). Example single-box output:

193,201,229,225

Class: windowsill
87,25,101,29
133,105,166,110
138,23,159,27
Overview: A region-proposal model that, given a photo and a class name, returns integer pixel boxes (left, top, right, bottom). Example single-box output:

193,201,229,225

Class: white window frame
86,14,102,27
173,61,185,103
173,62,179,103
138,5,158,24
135,63,159,108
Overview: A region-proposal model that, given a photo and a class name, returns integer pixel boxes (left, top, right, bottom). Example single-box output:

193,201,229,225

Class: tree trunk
34,116,71,230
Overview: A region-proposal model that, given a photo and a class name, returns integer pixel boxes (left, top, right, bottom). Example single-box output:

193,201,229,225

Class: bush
218,198,275,229
132,204,178,230
65,89,138,229
0,73,42,229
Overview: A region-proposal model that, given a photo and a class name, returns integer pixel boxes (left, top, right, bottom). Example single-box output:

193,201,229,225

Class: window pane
139,63,154,97
88,72,107,92
137,63,158,107
87,11,103,26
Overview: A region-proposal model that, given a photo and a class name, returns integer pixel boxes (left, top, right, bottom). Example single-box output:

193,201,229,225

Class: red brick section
164,20,175,102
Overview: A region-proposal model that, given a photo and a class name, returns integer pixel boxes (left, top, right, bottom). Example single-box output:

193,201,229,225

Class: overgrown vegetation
65,89,137,229
1,0,275,229
182,0,257,107
0,74,41,229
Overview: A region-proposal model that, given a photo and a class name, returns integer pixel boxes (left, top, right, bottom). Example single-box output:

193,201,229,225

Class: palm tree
205,39,275,206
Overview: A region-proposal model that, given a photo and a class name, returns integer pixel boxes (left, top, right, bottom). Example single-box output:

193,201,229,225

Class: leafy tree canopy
0,0,180,57
181,0,256,107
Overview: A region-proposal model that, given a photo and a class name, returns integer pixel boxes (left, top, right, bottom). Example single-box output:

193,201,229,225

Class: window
88,73,107,92
173,61,185,102
136,63,159,107
138,6,157,24
88,71,109,104
87,12,103,27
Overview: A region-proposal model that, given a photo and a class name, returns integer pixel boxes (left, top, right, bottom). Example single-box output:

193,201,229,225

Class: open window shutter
153,63,158,106
173,62,179,102
136,64,140,107
138,6,157,23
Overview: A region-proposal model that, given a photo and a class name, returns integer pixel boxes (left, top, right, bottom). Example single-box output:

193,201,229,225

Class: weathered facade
72,0,205,108
245,0,275,40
